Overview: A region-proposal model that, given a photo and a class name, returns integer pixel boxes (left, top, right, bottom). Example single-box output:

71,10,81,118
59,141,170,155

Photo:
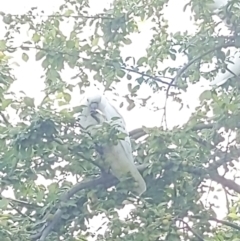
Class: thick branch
191,215,240,232
184,164,240,194
129,122,216,140
210,217,240,231
30,164,148,241
210,171,240,194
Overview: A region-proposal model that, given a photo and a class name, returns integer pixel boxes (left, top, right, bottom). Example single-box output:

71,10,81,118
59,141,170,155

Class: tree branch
1,12,113,20
1,195,41,209
191,215,240,232
121,66,175,86
180,219,205,241
128,123,215,140
209,171,240,194
129,121,240,140
30,164,148,241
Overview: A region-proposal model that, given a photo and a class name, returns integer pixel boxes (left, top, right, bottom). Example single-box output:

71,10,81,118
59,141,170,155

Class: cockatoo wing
210,50,240,86
100,96,146,196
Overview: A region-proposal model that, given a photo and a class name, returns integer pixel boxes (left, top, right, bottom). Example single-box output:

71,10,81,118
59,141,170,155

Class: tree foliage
0,0,240,240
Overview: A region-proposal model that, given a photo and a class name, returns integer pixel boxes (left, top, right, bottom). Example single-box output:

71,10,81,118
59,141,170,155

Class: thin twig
9,202,35,222
1,13,113,20
222,186,230,213
122,66,175,86
2,195,42,209
180,219,205,241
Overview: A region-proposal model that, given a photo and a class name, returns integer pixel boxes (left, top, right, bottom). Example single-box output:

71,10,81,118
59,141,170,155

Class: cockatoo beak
90,102,98,114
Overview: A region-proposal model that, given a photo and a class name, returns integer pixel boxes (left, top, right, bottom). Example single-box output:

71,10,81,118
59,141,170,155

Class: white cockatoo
78,92,146,196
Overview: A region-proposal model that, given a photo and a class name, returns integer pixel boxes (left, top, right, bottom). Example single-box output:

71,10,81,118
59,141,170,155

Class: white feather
78,92,146,196
210,49,240,87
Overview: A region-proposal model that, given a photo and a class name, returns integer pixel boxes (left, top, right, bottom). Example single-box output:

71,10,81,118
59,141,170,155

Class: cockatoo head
86,93,104,114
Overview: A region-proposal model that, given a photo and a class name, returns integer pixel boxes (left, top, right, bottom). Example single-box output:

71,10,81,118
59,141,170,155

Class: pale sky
0,0,236,238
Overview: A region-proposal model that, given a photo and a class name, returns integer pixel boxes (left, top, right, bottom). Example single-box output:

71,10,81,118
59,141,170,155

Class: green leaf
64,9,74,17
122,38,132,45
23,97,35,108
36,51,45,61
0,199,9,209
66,40,75,48
228,212,239,220
93,72,102,81
136,76,144,84
0,40,6,51
48,182,58,193
2,15,12,24
42,58,49,69
36,190,44,202
63,93,71,103
92,37,99,46
22,53,29,62
32,33,40,43
137,57,147,66
116,69,125,78
127,74,132,80
169,53,176,61
2,99,12,110
132,85,140,93
199,90,212,101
